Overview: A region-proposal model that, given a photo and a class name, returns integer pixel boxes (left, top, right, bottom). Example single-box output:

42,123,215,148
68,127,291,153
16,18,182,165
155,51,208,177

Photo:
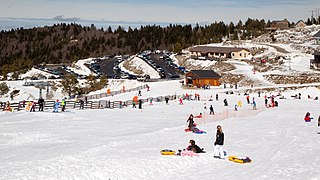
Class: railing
0,94,178,111
85,84,148,100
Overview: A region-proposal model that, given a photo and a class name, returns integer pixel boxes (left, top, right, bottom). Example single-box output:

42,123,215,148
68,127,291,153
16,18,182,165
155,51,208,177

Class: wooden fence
0,94,178,112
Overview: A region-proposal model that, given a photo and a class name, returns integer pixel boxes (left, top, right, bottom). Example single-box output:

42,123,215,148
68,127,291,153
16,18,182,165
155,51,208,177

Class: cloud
52,15,80,22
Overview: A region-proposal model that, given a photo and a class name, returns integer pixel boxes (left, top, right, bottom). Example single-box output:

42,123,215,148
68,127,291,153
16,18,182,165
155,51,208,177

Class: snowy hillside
1,80,320,180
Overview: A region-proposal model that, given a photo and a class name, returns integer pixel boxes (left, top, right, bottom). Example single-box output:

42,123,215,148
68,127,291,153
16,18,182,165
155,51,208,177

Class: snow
67,58,96,76
1,81,320,180
20,68,59,79
119,56,161,79
1,25,320,179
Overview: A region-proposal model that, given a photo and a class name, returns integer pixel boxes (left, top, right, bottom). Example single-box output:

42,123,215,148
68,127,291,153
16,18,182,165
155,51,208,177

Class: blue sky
1,0,320,23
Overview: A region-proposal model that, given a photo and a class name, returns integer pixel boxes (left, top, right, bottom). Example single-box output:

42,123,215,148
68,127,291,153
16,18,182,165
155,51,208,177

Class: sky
1,0,320,24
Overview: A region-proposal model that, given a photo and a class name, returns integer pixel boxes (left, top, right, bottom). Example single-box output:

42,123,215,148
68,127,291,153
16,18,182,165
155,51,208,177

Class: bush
0,82,9,95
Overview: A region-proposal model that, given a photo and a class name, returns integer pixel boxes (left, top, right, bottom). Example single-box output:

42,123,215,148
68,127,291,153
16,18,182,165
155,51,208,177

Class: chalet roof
313,31,320,38
189,46,248,54
313,51,320,56
186,70,221,79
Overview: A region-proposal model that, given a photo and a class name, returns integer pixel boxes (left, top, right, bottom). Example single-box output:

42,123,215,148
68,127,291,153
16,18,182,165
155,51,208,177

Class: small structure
311,51,320,69
266,19,290,31
185,70,221,87
189,46,252,60
295,20,306,28
313,31,320,45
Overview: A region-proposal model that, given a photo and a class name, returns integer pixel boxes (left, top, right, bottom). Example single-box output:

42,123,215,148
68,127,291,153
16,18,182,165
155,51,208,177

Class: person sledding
186,139,205,153
304,112,313,122
194,113,203,118
186,114,195,131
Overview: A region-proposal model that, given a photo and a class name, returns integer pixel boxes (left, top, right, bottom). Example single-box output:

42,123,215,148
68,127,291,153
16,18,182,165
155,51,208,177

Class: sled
160,149,175,155
228,156,252,164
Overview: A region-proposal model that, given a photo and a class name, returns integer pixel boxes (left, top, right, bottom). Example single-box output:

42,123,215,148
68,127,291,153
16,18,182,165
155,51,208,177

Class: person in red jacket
304,112,312,122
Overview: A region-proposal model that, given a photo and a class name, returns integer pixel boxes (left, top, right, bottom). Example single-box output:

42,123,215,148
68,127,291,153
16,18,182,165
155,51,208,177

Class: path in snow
228,60,272,86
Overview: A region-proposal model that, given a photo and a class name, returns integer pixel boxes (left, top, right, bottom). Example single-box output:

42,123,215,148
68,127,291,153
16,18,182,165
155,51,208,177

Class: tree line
0,17,314,78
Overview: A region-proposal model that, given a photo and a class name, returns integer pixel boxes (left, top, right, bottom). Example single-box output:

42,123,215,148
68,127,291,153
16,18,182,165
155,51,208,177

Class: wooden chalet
189,46,251,60
311,51,320,69
185,70,221,87
265,19,290,31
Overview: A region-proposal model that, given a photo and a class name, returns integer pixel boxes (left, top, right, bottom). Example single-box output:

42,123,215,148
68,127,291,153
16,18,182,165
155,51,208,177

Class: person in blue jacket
53,99,60,113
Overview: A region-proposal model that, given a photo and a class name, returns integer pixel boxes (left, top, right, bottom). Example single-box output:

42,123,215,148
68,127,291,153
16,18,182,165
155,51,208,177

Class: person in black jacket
214,125,225,159
38,97,44,111
186,139,205,153
186,114,195,131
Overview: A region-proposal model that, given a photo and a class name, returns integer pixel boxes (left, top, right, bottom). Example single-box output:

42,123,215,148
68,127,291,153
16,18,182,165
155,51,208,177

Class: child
186,139,205,153
304,112,313,122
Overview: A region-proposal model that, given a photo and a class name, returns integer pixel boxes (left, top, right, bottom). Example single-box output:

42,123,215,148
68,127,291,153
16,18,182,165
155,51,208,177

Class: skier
234,104,238,111
149,98,153,105
214,125,225,159
186,114,195,131
61,98,66,112
216,94,219,101
53,100,60,113
38,97,44,111
146,84,150,91
186,139,205,153
209,105,214,115
138,90,142,96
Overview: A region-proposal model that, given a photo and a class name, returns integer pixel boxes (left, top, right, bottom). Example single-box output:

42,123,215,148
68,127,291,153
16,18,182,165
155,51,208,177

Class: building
185,70,221,87
189,46,252,60
265,19,290,31
270,19,290,30
311,51,320,69
295,20,306,28
313,31,320,45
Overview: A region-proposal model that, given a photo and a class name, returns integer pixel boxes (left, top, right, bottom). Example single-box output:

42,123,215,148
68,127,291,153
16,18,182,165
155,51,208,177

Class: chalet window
232,53,235,56
244,53,246,58
215,53,219,56
240,53,242,57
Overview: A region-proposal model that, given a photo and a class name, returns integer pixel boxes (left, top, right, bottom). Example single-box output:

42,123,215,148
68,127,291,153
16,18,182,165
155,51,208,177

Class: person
304,112,312,122
234,104,238,111
318,116,320,134
214,125,225,159
149,98,153,105
179,98,183,105
209,105,214,115
186,139,205,153
216,94,219,101
79,99,84,109
138,99,142,109
132,101,136,108
223,99,228,106
38,97,44,111
195,113,203,118
85,96,88,105
237,100,242,107
165,96,169,104
53,99,60,113
146,84,150,91
186,114,195,131
10,94,14,101
61,98,66,112
3,101,11,111
30,101,36,112
138,90,142,96
204,103,207,110
246,95,250,104
252,100,257,110
265,98,268,107
298,93,301,99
